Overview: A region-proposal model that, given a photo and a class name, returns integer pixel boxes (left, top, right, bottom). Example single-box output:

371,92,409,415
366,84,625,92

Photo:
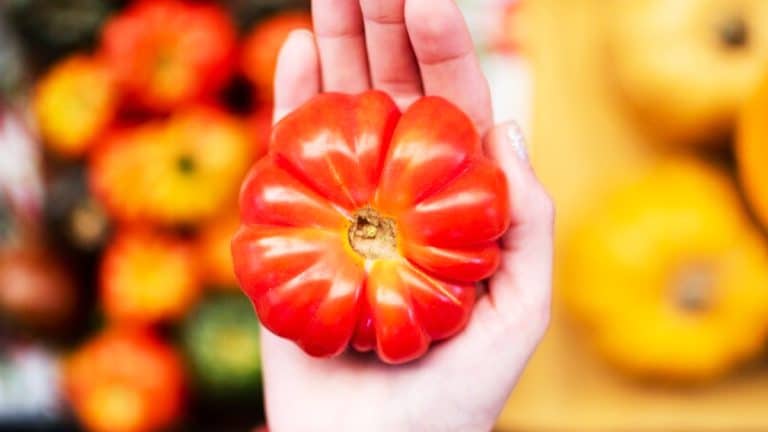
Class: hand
263,1,554,431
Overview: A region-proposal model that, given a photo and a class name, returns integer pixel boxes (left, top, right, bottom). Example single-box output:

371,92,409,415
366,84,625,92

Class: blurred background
1,0,768,431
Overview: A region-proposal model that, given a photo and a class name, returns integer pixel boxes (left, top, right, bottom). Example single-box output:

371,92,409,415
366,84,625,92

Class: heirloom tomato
65,327,185,432
100,0,236,111
100,229,200,324
241,11,312,102
232,91,510,364
34,55,118,158
89,106,252,225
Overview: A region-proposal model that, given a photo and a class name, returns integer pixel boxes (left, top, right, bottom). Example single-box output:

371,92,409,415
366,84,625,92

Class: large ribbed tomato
232,91,510,364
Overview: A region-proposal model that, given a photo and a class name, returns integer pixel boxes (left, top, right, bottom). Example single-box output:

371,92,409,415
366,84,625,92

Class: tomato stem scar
673,263,715,313
348,207,397,260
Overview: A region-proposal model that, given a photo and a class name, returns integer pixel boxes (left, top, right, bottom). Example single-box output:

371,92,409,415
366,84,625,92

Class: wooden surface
496,0,768,430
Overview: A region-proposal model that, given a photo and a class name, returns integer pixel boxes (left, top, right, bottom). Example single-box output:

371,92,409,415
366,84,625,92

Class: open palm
262,1,554,430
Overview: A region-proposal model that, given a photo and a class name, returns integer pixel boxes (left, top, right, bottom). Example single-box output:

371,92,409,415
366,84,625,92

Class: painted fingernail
506,122,528,161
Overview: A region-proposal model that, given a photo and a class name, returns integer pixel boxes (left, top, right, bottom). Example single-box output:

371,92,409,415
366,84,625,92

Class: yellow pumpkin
562,158,768,381
604,0,768,146
737,74,768,231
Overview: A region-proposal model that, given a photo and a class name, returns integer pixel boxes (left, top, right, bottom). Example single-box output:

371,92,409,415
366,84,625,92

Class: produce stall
2,0,768,430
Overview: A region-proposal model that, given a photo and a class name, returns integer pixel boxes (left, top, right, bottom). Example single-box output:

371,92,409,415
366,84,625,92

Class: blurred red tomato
241,11,312,102
100,229,200,324
89,105,252,225
65,327,185,432
232,91,510,363
100,0,237,111
33,55,118,158
0,247,77,334
246,104,273,158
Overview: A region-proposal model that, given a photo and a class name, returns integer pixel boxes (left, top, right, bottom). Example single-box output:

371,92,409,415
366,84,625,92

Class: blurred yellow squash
563,158,768,381
605,0,768,146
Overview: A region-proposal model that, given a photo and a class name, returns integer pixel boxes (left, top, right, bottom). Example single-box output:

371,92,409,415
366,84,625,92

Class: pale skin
263,0,555,431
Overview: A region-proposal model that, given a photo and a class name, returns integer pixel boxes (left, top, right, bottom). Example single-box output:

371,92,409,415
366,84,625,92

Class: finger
312,0,370,92
273,30,321,124
360,0,423,109
405,0,493,135
485,122,554,323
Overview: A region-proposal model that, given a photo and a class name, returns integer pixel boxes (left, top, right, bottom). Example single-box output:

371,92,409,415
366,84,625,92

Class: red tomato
246,104,273,159
64,327,185,432
0,247,77,334
100,0,236,111
241,11,312,102
231,91,510,364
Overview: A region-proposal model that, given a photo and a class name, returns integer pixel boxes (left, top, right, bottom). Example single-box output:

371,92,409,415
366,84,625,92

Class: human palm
262,1,554,431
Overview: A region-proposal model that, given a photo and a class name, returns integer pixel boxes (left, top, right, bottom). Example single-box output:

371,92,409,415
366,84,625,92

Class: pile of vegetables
1,0,314,430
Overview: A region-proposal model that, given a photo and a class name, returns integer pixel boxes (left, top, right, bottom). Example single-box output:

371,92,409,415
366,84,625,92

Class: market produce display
5,0,768,430
0,0,309,429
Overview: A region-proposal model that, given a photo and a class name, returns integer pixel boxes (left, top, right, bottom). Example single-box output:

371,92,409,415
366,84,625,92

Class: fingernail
506,122,528,161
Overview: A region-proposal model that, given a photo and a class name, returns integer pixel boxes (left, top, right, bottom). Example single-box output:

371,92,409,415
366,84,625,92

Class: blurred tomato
100,229,199,324
89,106,252,225
34,55,118,158
100,0,237,111
197,211,239,288
65,327,185,432
247,104,272,159
241,11,312,102
0,247,77,334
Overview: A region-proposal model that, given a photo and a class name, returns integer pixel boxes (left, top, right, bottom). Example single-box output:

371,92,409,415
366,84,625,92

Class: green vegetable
182,294,262,399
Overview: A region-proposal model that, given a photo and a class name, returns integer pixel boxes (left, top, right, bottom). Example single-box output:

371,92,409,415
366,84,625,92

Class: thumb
484,122,554,338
